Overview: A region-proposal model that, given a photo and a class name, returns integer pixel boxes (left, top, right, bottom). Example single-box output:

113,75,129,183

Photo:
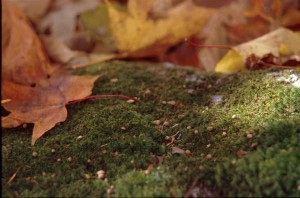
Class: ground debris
185,178,219,198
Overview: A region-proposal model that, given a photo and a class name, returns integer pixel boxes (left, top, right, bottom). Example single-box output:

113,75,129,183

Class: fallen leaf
2,0,99,145
215,49,244,73
159,37,202,68
37,0,100,47
40,35,117,68
185,178,219,198
224,0,300,47
2,0,53,85
106,0,215,57
78,2,120,54
282,7,300,28
10,0,51,23
40,35,79,63
235,28,300,58
224,19,269,45
215,28,300,73
2,73,98,145
172,146,185,154
236,149,247,157
197,0,249,71
244,0,300,29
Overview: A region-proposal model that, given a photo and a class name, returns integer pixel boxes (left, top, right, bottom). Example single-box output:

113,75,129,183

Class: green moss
113,169,182,197
215,120,300,197
2,61,300,197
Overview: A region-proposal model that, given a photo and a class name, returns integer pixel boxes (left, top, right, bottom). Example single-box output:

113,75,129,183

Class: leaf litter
215,28,300,73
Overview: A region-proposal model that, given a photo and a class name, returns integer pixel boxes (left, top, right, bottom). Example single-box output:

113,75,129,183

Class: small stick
67,94,136,105
7,168,20,185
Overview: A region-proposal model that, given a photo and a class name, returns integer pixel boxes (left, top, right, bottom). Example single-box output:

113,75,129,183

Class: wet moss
2,61,300,197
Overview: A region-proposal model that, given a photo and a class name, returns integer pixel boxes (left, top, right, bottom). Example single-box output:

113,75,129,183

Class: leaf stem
185,38,232,50
261,61,300,69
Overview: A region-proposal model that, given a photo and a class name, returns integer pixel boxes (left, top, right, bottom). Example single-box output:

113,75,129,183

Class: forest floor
2,61,300,197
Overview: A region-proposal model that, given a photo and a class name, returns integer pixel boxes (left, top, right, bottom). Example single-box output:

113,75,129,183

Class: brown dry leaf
236,149,247,157
281,7,300,28
2,0,99,145
197,0,249,71
106,0,215,57
244,0,299,24
2,0,53,86
159,37,202,68
224,0,300,47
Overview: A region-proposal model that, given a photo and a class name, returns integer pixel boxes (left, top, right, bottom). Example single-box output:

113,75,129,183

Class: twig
261,61,300,70
67,94,136,105
7,168,20,185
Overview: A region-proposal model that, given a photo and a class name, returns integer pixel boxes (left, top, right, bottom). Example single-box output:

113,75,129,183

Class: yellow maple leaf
105,0,215,57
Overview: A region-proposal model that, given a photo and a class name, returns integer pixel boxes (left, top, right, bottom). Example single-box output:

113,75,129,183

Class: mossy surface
2,61,300,197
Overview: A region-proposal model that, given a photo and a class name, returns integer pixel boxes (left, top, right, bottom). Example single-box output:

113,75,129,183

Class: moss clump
215,120,300,197
2,61,300,197
113,169,183,197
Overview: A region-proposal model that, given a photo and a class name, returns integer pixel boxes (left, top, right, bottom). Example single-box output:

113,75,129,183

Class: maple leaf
1,0,99,145
105,0,215,57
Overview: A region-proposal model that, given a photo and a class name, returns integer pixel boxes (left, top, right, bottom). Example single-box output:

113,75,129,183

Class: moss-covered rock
2,61,300,197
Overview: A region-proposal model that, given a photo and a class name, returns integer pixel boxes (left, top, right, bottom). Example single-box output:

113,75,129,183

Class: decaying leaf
40,35,79,63
78,1,119,54
2,0,53,86
172,146,185,154
159,37,202,68
215,28,300,73
37,0,100,47
40,34,115,68
185,178,219,198
197,0,249,71
222,0,300,54
236,149,247,157
2,0,99,145
9,0,51,23
106,0,215,57
244,0,300,29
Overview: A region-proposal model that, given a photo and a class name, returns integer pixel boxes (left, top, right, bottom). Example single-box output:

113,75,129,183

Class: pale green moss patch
2,61,300,197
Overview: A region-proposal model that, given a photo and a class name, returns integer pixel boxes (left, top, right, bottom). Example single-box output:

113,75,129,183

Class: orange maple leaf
1,0,99,145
